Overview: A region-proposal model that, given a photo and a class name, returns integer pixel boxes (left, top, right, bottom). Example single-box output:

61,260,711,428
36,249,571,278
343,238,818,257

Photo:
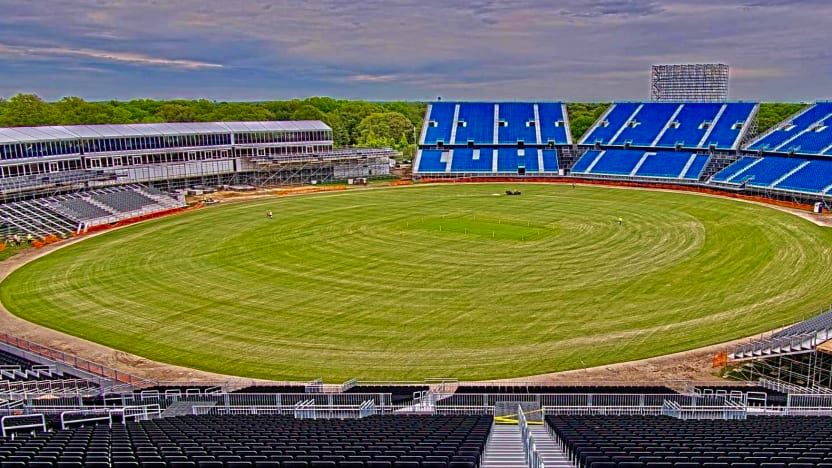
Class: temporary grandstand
3,306,832,468
412,100,832,206
579,102,757,151
699,101,832,202
0,184,184,237
0,120,396,238
0,121,394,201
416,102,572,176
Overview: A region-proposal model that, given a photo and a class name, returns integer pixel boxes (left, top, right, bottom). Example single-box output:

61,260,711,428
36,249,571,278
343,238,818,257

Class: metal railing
760,377,832,395
0,333,151,386
1,413,45,437
661,399,747,420
192,400,376,419
519,405,545,468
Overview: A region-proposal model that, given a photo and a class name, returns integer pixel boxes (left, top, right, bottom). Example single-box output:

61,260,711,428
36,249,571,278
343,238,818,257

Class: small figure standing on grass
618,217,623,226
267,210,273,219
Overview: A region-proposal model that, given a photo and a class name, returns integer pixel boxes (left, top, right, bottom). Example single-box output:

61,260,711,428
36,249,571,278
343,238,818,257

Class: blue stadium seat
778,116,832,154
416,150,446,173
612,103,679,146
450,148,493,172
748,102,832,152
494,147,541,172
704,103,757,150
635,152,693,178
522,148,540,172
589,150,646,175
542,149,559,172
657,104,722,148
455,103,495,144
571,150,603,173
681,155,710,180
583,103,640,144
773,159,832,193
496,148,518,172
538,103,570,144
727,156,805,186
498,103,537,144
710,157,758,182
423,103,456,145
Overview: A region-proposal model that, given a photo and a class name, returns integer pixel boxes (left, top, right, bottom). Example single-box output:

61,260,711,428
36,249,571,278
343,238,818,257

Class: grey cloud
0,0,830,102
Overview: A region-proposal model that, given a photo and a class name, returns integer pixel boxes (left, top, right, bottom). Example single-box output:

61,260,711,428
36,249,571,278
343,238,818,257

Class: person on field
268,210,273,219
26,234,33,244
617,217,623,225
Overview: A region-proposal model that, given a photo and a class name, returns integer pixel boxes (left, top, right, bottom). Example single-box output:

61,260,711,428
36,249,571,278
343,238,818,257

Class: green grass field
3,184,832,381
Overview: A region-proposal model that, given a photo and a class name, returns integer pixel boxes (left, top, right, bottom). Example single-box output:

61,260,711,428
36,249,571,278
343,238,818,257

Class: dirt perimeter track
0,181,829,386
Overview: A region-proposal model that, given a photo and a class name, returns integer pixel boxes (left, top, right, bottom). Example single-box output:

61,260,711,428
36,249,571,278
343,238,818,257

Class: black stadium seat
0,415,491,468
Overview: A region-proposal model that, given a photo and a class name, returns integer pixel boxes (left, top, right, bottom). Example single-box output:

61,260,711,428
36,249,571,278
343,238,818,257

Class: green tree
303,97,342,114
291,105,326,121
322,112,350,147
356,112,413,147
338,101,385,145
755,103,807,136
0,94,56,126
567,103,610,142
154,104,198,122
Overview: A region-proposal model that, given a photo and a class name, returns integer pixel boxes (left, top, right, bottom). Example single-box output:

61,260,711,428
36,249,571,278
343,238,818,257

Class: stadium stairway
530,425,573,468
161,400,216,418
482,424,528,468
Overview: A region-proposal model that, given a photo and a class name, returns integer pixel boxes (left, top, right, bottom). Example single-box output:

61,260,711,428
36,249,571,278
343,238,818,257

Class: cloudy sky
1,0,830,102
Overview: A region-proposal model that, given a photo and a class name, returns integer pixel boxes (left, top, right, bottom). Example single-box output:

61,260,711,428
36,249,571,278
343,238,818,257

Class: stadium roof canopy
0,121,331,144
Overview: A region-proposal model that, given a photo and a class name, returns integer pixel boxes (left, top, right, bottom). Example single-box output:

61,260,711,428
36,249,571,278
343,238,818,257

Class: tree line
0,95,425,157
0,95,808,155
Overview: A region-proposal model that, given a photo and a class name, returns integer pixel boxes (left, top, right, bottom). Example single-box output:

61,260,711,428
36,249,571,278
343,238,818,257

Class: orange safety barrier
713,351,728,368
391,180,413,186
273,185,347,196
418,177,819,212
0,244,5,252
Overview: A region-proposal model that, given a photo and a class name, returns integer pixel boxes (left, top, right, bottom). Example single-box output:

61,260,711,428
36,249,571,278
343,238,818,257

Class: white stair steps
530,425,575,468
482,424,528,468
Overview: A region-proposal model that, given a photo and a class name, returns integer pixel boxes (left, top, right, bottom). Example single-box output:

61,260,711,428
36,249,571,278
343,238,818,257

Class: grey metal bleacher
0,185,184,238
731,309,832,360
772,309,832,338
49,198,112,222
90,189,156,214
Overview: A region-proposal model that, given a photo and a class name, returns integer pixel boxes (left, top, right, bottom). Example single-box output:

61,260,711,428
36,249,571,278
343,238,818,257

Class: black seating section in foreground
455,385,677,395
548,415,832,468
0,414,491,468
345,386,429,405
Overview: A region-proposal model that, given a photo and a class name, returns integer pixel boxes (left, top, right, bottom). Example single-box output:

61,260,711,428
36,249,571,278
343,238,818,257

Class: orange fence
418,177,819,212
272,185,347,196
79,204,201,237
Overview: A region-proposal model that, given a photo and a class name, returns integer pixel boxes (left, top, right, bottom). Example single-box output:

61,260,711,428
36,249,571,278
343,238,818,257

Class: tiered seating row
583,103,756,150
0,414,491,468
711,156,832,194
748,102,832,155
421,102,570,145
0,185,183,238
570,150,709,181
772,309,832,339
549,415,832,468
416,148,559,173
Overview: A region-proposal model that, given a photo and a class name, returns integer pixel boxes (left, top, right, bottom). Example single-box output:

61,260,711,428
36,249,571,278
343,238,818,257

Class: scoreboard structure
650,64,729,102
